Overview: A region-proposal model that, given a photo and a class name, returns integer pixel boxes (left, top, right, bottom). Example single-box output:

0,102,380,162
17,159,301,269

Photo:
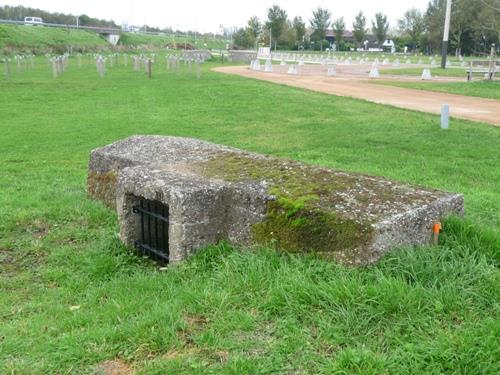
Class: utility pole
441,0,452,69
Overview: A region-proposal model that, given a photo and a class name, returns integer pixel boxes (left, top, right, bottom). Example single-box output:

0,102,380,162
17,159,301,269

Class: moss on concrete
87,170,118,208
198,152,380,258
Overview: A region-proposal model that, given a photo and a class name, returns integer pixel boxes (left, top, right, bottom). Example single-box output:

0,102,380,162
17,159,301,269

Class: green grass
1,56,499,374
382,67,468,78
374,80,500,100
119,32,227,50
0,24,107,51
0,24,228,54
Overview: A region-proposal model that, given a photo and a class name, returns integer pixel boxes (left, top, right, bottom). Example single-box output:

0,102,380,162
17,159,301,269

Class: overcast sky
2,0,431,33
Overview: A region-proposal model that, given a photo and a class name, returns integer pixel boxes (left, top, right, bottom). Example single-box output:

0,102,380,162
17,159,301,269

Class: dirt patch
94,359,135,375
176,313,209,346
0,248,19,275
184,314,209,327
27,219,51,239
213,65,500,126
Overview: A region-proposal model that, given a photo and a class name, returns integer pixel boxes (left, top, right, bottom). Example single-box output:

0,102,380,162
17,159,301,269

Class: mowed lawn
382,67,468,78
1,57,499,374
376,79,500,101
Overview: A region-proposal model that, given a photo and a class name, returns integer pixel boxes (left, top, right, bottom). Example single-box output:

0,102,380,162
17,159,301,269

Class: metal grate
132,197,169,263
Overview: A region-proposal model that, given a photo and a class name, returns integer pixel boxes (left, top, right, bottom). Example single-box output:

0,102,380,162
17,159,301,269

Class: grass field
119,32,227,50
375,79,500,100
382,67,468,78
1,56,499,374
0,24,107,51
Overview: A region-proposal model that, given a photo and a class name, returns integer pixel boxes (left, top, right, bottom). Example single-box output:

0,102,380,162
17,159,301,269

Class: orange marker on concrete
432,222,442,245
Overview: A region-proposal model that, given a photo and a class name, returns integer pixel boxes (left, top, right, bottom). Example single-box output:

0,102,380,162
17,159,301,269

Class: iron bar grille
132,198,169,263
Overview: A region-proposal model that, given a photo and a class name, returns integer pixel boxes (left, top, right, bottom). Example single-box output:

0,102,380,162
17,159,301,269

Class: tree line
233,0,500,55
0,5,226,40
0,5,118,28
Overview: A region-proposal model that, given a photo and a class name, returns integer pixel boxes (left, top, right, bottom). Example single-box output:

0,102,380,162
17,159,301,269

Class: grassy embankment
0,24,107,52
1,56,499,374
0,24,228,54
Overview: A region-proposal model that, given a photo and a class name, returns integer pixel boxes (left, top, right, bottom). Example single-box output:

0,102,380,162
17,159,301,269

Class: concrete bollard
421,69,432,80
441,104,450,129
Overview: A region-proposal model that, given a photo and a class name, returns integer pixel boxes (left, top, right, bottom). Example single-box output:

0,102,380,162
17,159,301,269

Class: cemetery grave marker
421,68,432,80
369,66,380,78
3,58,11,79
287,64,298,75
265,58,273,73
195,59,201,79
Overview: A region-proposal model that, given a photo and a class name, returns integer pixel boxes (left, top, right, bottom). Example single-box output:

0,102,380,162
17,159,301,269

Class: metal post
488,44,496,80
441,0,452,69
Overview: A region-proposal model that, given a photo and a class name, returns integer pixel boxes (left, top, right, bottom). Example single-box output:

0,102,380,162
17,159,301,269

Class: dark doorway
132,197,169,263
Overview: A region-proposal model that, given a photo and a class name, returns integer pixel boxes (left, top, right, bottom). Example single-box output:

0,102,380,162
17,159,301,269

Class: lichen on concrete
87,135,464,266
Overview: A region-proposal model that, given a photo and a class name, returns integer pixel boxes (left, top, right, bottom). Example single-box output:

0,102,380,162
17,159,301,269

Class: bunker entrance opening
132,197,169,263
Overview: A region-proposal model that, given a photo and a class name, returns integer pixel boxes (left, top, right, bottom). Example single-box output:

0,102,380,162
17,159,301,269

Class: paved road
213,65,500,126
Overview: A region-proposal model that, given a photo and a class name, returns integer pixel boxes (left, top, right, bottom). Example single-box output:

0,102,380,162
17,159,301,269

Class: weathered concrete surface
88,135,464,265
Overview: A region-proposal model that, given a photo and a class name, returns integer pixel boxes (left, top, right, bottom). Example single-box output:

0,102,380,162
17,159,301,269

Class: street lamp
441,0,452,69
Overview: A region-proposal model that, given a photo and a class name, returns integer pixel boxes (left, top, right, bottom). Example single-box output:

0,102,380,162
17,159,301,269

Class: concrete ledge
88,135,464,265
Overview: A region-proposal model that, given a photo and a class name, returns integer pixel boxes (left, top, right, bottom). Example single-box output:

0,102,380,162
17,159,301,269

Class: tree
310,7,331,49
423,0,445,52
477,0,500,47
280,21,298,50
0,5,117,27
292,16,306,47
266,5,288,50
246,16,261,48
352,11,367,47
247,16,261,40
450,0,474,56
333,17,346,45
398,8,425,51
372,12,389,45
233,28,253,48
423,0,498,55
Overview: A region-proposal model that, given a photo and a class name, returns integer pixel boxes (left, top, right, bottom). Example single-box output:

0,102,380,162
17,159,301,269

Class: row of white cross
50,54,69,79
261,52,465,68
2,54,36,79
251,58,435,81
